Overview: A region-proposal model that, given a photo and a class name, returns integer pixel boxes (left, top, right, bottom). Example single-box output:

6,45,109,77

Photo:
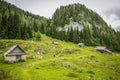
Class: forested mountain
0,1,120,52
0,0,47,40
47,3,120,51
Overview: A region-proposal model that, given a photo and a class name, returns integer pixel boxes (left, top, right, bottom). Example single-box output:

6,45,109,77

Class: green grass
0,34,120,80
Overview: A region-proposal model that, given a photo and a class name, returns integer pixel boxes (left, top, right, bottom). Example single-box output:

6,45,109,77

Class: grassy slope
0,34,120,80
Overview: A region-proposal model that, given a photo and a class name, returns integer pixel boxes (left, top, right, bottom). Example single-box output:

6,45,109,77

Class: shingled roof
4,45,25,56
95,46,112,54
95,46,106,50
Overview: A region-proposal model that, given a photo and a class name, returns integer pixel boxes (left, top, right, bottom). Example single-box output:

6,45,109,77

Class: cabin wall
21,55,26,60
4,55,26,62
4,56,16,62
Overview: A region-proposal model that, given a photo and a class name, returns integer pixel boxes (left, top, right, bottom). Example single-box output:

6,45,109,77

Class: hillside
0,1,120,80
0,34,120,80
0,1,120,51
0,1,47,39
47,3,120,52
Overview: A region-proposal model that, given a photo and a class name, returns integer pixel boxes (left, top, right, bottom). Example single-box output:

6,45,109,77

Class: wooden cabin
53,41,59,45
78,43,84,47
95,46,112,54
4,45,26,62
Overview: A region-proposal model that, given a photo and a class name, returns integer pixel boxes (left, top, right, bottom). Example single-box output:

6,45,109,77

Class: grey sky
5,0,120,29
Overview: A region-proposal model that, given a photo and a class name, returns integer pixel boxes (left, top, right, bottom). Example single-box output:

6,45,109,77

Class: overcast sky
5,0,120,29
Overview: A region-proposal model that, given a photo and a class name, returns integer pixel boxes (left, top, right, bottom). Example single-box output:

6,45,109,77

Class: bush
108,76,117,80
77,69,83,73
87,70,95,74
0,55,4,63
67,72,78,78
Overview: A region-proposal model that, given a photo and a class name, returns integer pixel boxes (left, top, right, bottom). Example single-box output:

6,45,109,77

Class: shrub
35,67,40,69
77,69,83,73
108,76,117,80
87,70,95,74
0,55,4,63
67,72,78,78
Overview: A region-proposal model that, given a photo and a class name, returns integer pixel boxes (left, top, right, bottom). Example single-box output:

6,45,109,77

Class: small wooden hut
78,43,84,47
53,41,59,45
95,46,112,54
4,45,26,62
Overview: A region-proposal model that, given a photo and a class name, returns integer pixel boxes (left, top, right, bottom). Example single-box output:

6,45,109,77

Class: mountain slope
0,1,47,39
52,3,107,28
0,34,120,80
0,1,120,80
47,3,120,51
0,1,120,51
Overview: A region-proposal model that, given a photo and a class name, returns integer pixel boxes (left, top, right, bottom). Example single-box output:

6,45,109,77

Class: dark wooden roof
4,45,25,56
95,46,112,53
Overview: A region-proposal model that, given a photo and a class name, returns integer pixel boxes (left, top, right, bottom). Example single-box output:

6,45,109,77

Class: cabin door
16,55,21,61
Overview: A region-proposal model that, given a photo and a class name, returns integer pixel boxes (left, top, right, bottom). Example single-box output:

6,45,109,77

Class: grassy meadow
0,34,120,80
